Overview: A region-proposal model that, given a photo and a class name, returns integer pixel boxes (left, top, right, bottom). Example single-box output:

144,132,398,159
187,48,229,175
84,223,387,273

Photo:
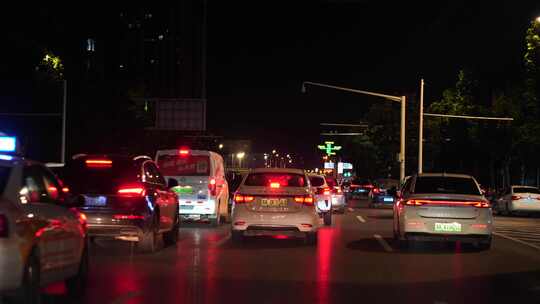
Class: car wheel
323,212,332,226
305,231,318,246
138,215,160,253
19,250,41,304
231,230,244,243
163,214,179,246
66,241,89,298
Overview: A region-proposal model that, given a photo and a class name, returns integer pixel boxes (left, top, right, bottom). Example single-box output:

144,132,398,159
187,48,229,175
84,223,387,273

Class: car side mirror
167,178,179,188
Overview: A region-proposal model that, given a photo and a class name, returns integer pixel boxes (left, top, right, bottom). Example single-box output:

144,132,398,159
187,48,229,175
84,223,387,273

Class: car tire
231,230,244,243
305,231,318,246
19,250,41,304
138,215,160,253
323,212,332,226
163,214,179,246
66,241,89,298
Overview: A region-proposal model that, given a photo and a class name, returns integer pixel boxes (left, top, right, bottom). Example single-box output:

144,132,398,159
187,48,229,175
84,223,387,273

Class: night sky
207,1,540,157
2,2,540,166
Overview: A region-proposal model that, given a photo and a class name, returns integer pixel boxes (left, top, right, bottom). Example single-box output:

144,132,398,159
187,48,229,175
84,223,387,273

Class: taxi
0,135,88,302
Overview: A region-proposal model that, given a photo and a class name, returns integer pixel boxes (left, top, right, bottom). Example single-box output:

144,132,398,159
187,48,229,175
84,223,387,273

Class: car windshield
63,159,139,194
513,187,540,194
157,155,210,176
0,166,11,195
244,173,306,187
414,176,481,195
309,176,326,187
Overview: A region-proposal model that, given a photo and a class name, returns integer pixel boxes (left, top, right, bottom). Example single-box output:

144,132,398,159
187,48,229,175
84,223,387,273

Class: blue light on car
0,136,16,152
0,154,13,161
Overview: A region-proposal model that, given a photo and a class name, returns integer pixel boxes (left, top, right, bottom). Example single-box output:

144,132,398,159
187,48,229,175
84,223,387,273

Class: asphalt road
36,199,540,304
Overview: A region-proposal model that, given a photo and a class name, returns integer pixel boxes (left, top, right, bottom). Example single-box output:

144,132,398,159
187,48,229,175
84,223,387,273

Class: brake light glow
270,182,280,189
334,187,342,194
405,199,490,208
0,215,8,238
113,214,145,220
117,186,145,196
208,178,217,196
85,159,112,168
62,187,70,193
323,188,331,195
511,195,522,200
295,195,314,205
471,224,488,229
179,147,190,157
234,194,254,203
372,188,380,194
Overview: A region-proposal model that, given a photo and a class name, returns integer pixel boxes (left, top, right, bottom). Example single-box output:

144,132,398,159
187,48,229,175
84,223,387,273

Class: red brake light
405,199,490,208
85,159,112,168
0,214,8,238
62,187,70,193
179,147,190,157
113,214,145,220
234,194,254,204
372,188,380,194
117,185,145,196
270,182,280,189
405,200,425,206
323,188,331,195
208,178,217,196
334,187,342,194
511,195,521,200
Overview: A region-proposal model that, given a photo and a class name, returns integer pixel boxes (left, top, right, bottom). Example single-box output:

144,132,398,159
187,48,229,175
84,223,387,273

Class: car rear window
244,173,306,187
513,187,540,194
325,177,337,187
63,159,140,195
157,155,210,176
413,176,481,195
309,176,326,187
0,166,11,195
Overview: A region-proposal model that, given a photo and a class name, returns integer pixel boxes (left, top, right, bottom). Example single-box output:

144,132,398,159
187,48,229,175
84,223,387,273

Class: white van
155,148,229,226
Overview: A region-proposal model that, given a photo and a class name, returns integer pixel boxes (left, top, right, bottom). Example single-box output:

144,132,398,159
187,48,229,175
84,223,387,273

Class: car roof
417,173,474,179
155,149,216,156
71,154,152,162
249,167,306,175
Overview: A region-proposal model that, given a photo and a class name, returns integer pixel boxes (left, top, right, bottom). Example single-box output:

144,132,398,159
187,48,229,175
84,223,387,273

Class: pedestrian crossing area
493,216,540,250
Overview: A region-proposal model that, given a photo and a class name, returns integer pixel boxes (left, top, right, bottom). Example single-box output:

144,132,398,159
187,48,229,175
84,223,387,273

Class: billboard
154,98,206,131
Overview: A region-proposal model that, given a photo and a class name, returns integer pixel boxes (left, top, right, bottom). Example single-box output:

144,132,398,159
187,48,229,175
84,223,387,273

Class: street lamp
536,16,540,23
272,149,276,154
218,143,224,150
303,81,407,182
236,152,245,168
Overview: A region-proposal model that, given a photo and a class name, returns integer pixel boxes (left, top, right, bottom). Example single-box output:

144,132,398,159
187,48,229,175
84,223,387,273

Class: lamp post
236,152,245,168
302,81,407,182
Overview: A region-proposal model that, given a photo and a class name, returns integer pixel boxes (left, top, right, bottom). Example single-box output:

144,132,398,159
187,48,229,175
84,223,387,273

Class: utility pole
418,78,424,174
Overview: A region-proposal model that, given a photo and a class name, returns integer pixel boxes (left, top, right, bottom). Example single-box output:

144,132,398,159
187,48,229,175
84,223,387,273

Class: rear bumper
231,208,319,233
404,232,491,243
83,211,150,239
0,239,24,292
509,201,540,212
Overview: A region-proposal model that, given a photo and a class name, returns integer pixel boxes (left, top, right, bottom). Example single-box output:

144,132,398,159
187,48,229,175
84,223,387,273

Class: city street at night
33,199,540,304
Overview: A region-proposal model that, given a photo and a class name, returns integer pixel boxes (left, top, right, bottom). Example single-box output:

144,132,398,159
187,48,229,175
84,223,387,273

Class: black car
62,154,179,253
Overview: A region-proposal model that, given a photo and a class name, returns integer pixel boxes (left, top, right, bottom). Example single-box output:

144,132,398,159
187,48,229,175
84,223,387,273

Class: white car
393,173,492,250
0,148,88,302
495,185,540,215
231,168,319,244
155,148,229,226
307,173,333,225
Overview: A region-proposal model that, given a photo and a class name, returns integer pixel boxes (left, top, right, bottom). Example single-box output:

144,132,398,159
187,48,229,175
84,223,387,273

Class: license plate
383,197,394,202
260,198,288,207
84,196,107,207
172,186,193,195
180,205,194,210
434,222,462,233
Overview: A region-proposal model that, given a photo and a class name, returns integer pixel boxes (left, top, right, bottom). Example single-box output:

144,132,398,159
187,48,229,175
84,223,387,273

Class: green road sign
318,141,342,156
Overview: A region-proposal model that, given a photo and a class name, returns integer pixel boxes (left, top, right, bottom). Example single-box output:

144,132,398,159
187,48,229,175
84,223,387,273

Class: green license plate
434,222,462,233
172,186,193,195
260,198,288,208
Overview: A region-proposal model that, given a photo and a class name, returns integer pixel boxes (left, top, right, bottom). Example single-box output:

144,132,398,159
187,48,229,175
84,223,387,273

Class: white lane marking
493,232,540,251
348,207,354,212
374,234,393,252
215,233,231,247
433,301,448,304
356,215,366,223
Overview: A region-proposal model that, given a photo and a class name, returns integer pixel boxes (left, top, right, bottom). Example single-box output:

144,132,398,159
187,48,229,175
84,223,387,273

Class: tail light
404,199,490,208
85,159,112,168
294,195,314,206
511,195,522,200
333,187,342,194
179,147,190,157
208,178,217,196
372,188,381,194
270,182,280,189
113,214,145,220
234,194,255,204
0,214,8,238
62,187,70,193
118,184,145,197
323,188,331,195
